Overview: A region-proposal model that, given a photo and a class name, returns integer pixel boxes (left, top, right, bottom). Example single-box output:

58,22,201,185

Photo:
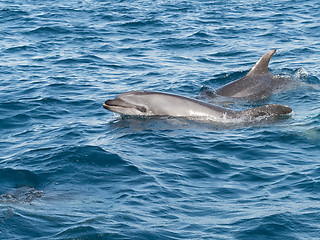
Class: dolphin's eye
137,106,147,113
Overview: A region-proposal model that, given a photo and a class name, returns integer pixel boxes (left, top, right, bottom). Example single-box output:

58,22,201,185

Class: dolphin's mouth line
103,99,147,113
103,99,131,110
103,103,134,110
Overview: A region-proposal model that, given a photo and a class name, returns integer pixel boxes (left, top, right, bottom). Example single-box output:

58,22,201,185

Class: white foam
294,67,309,80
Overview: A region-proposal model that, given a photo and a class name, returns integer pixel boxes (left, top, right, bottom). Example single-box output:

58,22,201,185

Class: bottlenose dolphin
103,91,292,121
215,49,289,99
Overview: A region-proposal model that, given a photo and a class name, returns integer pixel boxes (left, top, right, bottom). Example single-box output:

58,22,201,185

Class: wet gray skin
215,50,290,100
103,91,292,120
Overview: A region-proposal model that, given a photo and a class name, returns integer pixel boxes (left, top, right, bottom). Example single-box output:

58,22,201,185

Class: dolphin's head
242,104,292,118
103,91,149,115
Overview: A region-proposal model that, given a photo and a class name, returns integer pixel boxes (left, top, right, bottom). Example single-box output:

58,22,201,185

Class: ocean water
0,0,319,239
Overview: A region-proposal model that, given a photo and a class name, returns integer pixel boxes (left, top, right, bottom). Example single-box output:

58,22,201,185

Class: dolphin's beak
103,98,132,110
103,98,147,114
103,100,113,110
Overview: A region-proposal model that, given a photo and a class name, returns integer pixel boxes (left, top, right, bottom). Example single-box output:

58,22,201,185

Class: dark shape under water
0,186,43,203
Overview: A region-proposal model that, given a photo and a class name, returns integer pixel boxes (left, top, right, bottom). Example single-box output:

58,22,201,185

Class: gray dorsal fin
246,49,276,76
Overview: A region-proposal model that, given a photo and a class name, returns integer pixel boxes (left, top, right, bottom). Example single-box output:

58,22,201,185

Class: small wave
17,145,150,188
197,57,220,64
158,37,213,50
4,45,36,53
211,50,248,58
189,30,213,39
0,101,27,111
0,113,32,129
0,168,41,199
118,19,165,28
56,226,99,239
17,145,124,171
25,26,71,36
54,57,94,65
53,54,106,66
299,127,320,145
0,8,29,20
234,212,318,239
55,145,124,167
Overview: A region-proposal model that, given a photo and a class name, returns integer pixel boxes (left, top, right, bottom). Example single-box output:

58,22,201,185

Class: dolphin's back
133,91,237,117
215,74,274,99
215,50,280,99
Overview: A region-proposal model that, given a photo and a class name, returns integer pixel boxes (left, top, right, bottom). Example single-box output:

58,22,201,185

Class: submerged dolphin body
215,50,289,99
103,91,292,121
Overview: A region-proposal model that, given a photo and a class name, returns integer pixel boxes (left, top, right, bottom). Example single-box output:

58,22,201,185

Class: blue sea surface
0,0,320,239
